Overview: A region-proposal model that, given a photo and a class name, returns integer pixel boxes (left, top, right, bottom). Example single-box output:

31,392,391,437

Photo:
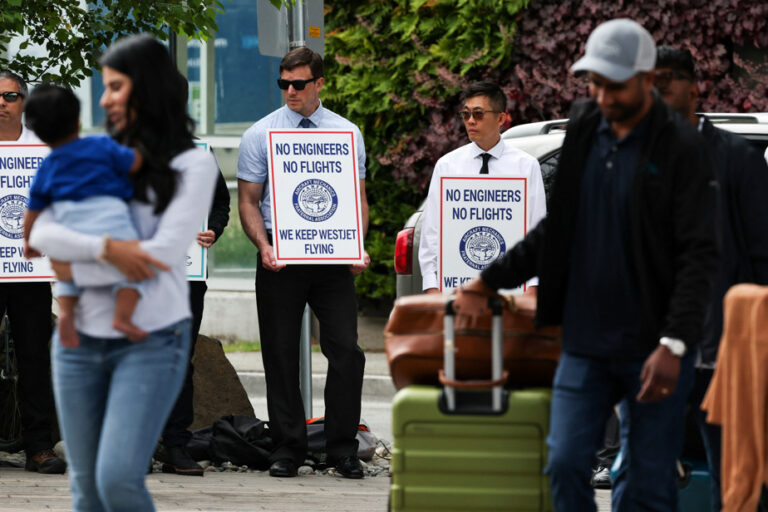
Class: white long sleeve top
418,138,547,291
29,147,218,338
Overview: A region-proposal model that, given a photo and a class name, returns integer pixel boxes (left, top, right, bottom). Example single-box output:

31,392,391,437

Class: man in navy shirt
455,19,719,510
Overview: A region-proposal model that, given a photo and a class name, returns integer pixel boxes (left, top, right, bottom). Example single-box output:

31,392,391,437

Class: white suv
394,114,768,298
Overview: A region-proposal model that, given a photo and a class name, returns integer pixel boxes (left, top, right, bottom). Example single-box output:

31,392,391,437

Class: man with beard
454,19,719,510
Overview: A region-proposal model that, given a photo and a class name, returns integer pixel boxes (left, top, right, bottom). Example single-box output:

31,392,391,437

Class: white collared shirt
418,137,547,291
16,125,43,144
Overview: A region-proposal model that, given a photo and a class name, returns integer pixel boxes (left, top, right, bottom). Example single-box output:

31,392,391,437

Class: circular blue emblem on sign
459,226,506,270
292,179,338,222
0,194,27,239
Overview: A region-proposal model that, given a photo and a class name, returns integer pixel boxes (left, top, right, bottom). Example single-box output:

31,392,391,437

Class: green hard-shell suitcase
389,299,553,512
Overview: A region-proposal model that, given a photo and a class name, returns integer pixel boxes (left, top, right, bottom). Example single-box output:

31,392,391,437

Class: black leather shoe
156,446,204,476
269,459,298,477
591,466,611,489
334,455,364,479
25,449,67,474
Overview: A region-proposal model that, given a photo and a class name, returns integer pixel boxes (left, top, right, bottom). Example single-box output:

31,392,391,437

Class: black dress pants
161,280,206,447
256,253,365,466
0,282,55,454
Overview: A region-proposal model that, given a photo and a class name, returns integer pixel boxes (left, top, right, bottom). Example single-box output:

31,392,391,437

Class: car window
539,150,560,209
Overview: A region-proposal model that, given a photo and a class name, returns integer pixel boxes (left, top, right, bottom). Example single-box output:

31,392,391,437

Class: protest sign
267,129,365,265
186,140,212,280
0,143,53,281
440,176,527,293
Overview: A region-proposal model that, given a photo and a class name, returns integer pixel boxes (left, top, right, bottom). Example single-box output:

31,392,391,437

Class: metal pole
299,304,312,418
288,1,306,49
443,303,456,411
491,314,503,412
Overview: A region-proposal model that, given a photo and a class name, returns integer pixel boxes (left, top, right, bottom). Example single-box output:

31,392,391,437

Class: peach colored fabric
702,284,768,512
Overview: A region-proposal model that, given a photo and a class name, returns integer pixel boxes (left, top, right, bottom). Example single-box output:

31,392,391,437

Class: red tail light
394,228,414,274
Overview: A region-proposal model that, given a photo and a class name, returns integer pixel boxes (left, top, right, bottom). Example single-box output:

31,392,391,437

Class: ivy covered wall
321,0,768,305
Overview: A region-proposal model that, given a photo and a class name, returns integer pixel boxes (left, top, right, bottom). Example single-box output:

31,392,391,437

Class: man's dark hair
24,84,79,145
280,47,324,78
655,46,695,79
460,81,506,113
0,71,28,99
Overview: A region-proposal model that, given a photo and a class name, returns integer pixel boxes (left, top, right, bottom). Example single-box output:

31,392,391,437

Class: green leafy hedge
1,0,222,86
322,0,529,307
322,0,768,308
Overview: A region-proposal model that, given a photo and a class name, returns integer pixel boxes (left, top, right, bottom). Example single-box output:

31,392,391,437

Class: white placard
440,176,528,294
185,220,207,281
267,129,365,264
186,140,212,280
0,143,54,282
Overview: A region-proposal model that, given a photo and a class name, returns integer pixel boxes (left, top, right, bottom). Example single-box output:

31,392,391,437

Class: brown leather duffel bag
384,293,561,390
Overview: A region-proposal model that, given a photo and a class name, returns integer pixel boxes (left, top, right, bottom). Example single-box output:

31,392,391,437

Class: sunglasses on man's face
0,92,23,102
277,77,318,91
458,109,502,122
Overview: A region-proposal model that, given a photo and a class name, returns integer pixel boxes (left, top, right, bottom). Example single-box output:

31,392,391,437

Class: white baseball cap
571,18,656,82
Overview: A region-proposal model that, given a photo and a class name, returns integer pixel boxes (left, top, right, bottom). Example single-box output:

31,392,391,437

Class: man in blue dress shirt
237,47,369,479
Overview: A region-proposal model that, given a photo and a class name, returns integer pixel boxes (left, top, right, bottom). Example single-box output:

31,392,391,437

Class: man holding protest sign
238,47,369,479
0,71,63,473
419,81,546,294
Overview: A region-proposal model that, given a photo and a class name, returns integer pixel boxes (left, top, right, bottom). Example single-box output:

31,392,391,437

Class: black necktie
479,153,491,174
299,118,312,128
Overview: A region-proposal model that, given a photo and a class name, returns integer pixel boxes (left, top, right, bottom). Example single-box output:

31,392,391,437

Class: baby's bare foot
113,319,148,342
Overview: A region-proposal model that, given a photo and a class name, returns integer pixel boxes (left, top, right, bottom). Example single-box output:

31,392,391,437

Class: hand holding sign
196,229,216,248
349,250,370,275
258,242,286,272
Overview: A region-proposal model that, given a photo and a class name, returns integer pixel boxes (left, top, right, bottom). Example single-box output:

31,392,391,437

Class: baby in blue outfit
23,84,145,347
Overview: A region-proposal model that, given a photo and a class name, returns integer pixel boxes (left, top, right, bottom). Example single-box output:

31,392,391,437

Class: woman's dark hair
100,34,195,214
25,84,80,144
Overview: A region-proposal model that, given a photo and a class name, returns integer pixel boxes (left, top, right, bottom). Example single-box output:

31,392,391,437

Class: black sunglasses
0,92,23,102
458,109,502,122
277,77,318,91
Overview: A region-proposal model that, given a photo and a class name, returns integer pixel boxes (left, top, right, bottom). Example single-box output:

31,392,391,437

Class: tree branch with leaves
0,0,223,86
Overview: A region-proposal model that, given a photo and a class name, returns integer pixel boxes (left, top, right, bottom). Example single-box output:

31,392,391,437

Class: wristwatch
659,337,686,357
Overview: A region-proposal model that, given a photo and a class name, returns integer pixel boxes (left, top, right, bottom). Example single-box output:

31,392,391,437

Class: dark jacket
481,95,720,356
699,116,768,364
208,170,230,242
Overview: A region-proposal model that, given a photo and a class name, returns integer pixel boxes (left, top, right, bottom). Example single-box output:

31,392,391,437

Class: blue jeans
689,368,722,511
545,351,694,512
52,319,190,512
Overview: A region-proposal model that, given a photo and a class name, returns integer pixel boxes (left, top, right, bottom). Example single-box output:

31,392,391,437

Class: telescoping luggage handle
440,298,508,413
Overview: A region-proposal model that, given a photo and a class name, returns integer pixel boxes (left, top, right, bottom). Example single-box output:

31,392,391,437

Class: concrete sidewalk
0,468,391,511
226,350,396,402
0,466,611,511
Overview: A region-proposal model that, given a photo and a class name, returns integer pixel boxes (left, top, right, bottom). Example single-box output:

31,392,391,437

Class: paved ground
0,350,613,510
0,468,391,511
0,467,611,511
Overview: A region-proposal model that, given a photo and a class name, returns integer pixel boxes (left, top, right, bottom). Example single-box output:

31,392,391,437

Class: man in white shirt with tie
419,81,547,293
